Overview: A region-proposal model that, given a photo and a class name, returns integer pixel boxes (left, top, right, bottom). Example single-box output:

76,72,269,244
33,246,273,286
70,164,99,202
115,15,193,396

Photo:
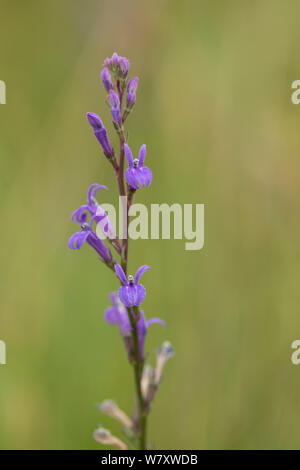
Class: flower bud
141,365,154,399
119,57,130,77
112,52,119,67
86,112,103,130
127,77,139,107
93,426,128,450
104,57,112,68
86,113,113,158
101,67,113,92
98,399,132,429
154,341,174,385
109,90,121,125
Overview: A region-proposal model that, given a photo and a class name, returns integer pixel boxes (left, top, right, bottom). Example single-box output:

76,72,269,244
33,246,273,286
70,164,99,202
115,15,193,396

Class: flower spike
69,51,172,451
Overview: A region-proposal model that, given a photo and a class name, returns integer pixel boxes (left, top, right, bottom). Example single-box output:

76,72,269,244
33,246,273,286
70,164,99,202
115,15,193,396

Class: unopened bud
141,365,154,399
87,112,103,130
93,426,128,450
119,57,130,77
112,52,119,67
86,112,113,158
101,67,114,92
109,90,121,125
126,77,139,107
154,341,174,385
98,399,132,429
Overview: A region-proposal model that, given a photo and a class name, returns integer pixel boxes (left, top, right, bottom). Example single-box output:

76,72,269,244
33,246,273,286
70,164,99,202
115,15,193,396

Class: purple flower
104,293,165,361
68,224,111,262
127,77,139,107
86,112,113,158
101,67,113,92
104,292,131,335
109,90,120,125
115,264,150,307
125,144,152,190
137,311,165,361
104,292,133,361
71,183,115,239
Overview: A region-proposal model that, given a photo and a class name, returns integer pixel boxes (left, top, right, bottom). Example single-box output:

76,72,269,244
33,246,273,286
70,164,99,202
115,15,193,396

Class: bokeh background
1,0,300,450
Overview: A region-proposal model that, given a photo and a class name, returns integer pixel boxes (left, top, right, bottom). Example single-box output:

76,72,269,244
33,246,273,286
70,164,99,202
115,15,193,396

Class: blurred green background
1,0,300,450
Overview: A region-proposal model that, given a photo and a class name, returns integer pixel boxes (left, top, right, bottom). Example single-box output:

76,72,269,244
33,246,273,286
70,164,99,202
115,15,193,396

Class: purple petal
127,285,139,307
135,168,147,188
89,212,106,232
75,232,86,249
141,167,152,187
138,144,146,167
147,317,166,328
71,205,90,223
68,232,79,249
104,306,119,325
124,144,133,167
119,286,133,307
135,284,146,306
115,264,127,286
137,311,147,359
68,231,89,250
104,292,131,333
109,292,118,307
125,168,139,190
118,285,140,308
117,301,131,333
134,167,152,188
87,183,108,206
118,286,130,306
135,265,150,285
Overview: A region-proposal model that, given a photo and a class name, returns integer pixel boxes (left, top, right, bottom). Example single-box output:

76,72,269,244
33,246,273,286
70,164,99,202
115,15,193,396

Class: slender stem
117,127,126,197
115,106,147,450
127,307,147,449
122,189,135,274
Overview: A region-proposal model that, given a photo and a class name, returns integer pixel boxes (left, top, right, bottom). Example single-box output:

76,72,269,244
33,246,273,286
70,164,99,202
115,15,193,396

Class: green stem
128,307,147,450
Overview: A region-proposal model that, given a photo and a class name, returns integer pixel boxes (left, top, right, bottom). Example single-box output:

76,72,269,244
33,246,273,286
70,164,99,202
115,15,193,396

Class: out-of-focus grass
1,0,300,449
